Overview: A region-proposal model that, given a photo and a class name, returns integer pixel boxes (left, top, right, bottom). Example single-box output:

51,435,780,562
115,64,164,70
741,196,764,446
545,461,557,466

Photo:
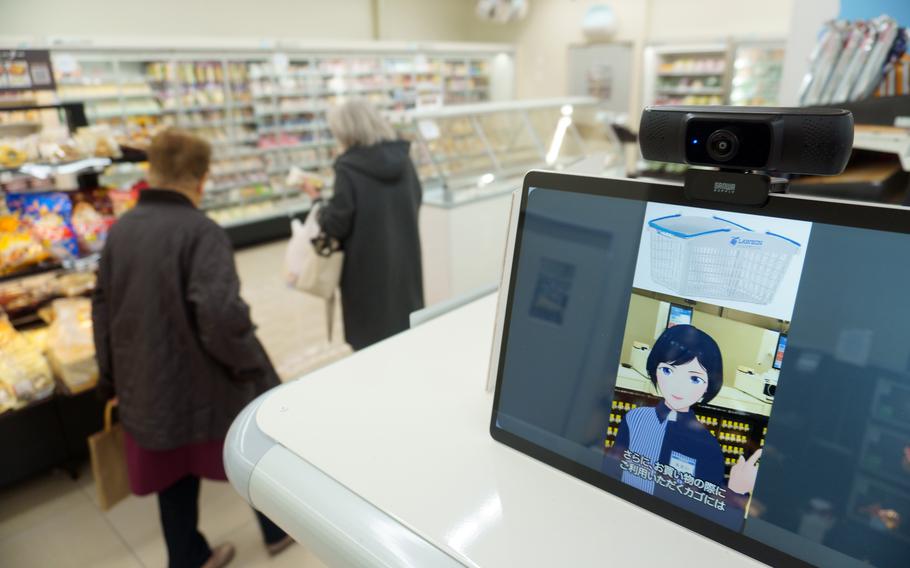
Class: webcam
639,105,854,205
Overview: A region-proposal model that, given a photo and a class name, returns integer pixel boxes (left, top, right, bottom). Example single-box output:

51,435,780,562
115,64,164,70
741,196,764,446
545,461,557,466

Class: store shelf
178,118,256,129
216,200,311,228
657,70,726,77
59,93,156,103
89,109,161,119
210,164,265,176
205,179,270,193
655,87,724,95
0,121,43,131
259,122,328,135
6,157,113,179
160,102,252,114
255,106,327,117
258,141,336,153
266,160,329,175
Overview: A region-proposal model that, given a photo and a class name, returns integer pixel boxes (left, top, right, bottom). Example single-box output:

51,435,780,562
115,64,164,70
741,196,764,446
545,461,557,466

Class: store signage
0,50,56,92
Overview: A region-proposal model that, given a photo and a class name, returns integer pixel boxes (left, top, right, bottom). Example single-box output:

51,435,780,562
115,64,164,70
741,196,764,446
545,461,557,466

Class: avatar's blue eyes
690,376,706,385
660,366,672,376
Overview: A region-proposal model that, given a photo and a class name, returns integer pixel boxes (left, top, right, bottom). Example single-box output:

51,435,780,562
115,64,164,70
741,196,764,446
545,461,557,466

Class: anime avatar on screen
602,325,761,527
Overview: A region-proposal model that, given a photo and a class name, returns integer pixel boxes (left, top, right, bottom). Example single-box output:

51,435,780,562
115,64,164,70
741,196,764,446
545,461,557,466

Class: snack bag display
6,192,80,260
46,297,98,393
0,314,55,411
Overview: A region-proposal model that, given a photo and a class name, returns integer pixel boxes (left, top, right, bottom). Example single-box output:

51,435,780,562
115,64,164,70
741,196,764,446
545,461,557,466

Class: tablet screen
491,174,910,568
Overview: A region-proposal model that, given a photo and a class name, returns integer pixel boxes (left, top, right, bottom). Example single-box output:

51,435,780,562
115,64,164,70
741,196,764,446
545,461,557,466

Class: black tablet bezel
489,170,910,568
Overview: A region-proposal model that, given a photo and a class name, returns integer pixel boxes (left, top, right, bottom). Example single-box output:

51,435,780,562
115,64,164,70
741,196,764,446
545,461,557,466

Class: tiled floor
0,240,345,567
0,466,327,568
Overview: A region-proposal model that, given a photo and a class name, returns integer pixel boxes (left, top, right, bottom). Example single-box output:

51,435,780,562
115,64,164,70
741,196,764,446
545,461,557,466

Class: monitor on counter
490,170,910,568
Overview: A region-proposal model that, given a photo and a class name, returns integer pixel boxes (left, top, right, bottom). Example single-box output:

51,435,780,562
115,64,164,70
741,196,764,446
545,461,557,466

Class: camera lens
707,129,740,162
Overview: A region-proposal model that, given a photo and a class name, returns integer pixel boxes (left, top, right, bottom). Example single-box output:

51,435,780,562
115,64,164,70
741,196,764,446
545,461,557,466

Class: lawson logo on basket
729,236,764,247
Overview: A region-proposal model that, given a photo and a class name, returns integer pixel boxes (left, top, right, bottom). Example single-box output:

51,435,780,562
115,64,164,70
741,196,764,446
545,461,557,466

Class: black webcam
639,105,854,205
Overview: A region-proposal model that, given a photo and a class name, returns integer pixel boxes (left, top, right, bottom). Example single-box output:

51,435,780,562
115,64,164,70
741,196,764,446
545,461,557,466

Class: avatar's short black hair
646,324,724,404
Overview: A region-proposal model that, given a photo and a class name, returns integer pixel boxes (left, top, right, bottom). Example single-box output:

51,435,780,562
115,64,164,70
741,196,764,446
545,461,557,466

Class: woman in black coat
305,99,424,350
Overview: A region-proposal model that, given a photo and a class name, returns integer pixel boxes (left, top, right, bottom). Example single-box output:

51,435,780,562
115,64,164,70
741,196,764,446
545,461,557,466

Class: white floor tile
0,470,89,541
219,518,327,568
0,495,142,568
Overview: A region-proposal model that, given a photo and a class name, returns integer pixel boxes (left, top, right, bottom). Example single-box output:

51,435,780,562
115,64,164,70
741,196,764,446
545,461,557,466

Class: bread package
46,297,98,393
0,315,54,412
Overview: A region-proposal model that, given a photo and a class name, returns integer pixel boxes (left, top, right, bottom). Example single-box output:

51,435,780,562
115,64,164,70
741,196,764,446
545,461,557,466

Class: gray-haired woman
303,99,424,350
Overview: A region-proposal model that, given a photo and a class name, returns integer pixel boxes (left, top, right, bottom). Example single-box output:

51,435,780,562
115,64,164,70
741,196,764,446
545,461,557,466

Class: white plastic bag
284,203,344,301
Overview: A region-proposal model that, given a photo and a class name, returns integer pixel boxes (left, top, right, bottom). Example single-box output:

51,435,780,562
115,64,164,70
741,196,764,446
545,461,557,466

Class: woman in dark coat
305,99,424,350
93,129,292,568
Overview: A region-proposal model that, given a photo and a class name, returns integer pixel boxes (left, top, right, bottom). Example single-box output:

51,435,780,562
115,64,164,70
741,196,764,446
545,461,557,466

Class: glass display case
391,97,621,205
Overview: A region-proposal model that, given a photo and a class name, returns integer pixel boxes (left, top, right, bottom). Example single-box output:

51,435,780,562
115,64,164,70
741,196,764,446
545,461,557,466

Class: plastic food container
647,214,800,304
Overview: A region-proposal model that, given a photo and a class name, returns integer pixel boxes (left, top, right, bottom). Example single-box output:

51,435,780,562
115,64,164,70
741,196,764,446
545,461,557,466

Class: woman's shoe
202,543,235,568
266,535,295,557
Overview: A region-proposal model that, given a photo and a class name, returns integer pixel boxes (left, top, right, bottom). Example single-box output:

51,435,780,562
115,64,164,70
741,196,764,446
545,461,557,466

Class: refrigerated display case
390,97,622,205
388,98,627,306
729,41,785,106
642,43,730,108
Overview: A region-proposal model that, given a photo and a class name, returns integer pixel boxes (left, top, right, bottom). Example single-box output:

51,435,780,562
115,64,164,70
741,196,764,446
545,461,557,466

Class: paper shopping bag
88,400,130,511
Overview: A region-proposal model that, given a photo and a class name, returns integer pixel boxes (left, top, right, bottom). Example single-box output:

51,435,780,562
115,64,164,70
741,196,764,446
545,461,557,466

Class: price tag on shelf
417,119,440,141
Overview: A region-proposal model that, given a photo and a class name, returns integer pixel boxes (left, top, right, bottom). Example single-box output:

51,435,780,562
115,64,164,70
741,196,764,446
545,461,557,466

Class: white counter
226,294,766,568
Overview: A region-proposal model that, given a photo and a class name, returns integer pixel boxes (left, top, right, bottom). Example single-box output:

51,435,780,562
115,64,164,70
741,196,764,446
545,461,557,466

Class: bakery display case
391,97,619,205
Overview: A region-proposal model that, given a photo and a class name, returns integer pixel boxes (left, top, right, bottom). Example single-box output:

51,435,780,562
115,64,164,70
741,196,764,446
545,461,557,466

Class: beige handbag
88,399,131,511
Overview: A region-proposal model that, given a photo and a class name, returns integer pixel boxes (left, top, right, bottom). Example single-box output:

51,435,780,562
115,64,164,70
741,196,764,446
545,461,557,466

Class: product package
0,314,55,412
73,125,122,159
6,192,80,260
46,297,98,393
71,202,112,253
0,214,50,275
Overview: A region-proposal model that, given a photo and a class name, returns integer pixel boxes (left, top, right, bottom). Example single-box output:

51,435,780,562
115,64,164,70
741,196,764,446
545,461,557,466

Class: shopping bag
88,399,130,511
284,203,344,301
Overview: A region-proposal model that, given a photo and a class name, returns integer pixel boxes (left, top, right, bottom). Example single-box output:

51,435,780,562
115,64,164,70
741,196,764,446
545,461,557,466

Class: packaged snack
0,212,52,275
6,192,80,260
0,314,55,409
71,202,111,253
74,125,122,159
46,297,98,393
